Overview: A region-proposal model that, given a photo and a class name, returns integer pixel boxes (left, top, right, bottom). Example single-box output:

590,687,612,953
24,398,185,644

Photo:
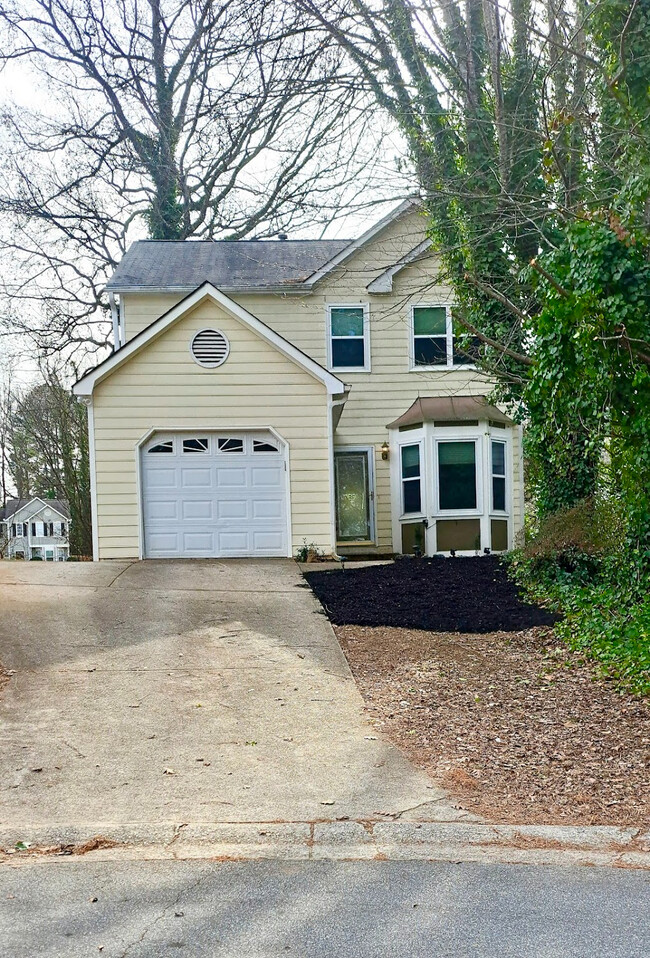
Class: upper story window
410,305,476,370
328,305,370,372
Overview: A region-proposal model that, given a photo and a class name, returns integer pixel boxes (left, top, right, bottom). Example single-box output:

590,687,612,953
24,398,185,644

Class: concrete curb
2,821,648,869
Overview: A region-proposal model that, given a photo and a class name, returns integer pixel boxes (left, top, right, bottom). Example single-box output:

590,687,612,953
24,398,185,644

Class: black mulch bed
304,555,559,633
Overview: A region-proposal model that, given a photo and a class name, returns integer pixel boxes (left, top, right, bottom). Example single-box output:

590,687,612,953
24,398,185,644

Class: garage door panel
148,500,180,520
252,466,282,486
181,500,214,520
147,532,181,554
253,531,285,551
216,467,247,487
216,499,248,519
217,531,249,553
252,499,283,519
182,532,214,552
181,467,213,488
146,468,178,489
142,432,288,558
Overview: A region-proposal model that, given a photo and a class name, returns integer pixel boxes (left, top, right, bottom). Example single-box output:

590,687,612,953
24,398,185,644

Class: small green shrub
295,539,325,563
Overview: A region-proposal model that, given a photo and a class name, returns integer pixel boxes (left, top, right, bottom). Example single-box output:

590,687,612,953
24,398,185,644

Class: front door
334,449,373,544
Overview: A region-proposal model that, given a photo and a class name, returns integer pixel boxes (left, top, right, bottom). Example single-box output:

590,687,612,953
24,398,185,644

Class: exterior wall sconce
381,441,389,461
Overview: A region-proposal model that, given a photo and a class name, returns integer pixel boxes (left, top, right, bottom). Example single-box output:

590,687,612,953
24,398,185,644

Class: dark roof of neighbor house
106,239,352,291
387,396,515,430
0,498,71,521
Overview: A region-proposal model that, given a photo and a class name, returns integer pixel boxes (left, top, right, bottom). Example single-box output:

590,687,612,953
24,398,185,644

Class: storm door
334,450,373,543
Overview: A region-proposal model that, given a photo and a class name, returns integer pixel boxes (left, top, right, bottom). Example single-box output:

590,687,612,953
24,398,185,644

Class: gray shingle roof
106,239,352,291
0,498,71,521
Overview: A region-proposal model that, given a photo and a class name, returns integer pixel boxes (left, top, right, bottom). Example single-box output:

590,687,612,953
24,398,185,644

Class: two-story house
0,497,71,560
72,200,523,561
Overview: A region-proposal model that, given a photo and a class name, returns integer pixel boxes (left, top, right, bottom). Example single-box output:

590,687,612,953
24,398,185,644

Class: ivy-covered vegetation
505,499,650,695
310,0,650,693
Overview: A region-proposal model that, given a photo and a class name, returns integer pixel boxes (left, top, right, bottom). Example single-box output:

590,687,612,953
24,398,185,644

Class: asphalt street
2,859,649,957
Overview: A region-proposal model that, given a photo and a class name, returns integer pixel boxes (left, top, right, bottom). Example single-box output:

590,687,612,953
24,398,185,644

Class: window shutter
31,523,36,537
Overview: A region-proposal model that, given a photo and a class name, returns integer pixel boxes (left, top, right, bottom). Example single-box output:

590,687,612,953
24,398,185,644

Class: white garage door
141,432,288,558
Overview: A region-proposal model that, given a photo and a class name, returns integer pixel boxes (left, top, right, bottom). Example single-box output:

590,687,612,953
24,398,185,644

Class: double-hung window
328,305,369,371
401,444,422,514
411,305,476,369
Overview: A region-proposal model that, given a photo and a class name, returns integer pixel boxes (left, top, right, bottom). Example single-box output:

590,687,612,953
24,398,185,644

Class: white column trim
84,398,99,561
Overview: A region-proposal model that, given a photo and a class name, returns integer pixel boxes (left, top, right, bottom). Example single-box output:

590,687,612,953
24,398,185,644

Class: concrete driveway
0,560,462,837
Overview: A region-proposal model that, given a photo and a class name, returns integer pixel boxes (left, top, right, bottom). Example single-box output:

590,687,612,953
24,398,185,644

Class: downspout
109,292,119,351
328,389,349,557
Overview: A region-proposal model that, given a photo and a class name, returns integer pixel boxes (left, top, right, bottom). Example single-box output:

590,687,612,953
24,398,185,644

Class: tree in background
303,0,650,522
301,0,650,690
0,0,396,354
7,371,92,557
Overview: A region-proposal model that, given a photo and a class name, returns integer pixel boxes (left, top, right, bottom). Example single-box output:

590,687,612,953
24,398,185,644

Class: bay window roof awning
387,396,515,430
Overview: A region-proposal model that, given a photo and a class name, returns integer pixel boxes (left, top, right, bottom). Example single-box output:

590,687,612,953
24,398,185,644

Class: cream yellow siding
92,300,332,559
115,207,524,555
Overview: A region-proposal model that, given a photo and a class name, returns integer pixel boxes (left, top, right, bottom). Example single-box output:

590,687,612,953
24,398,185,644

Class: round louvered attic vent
190,328,230,368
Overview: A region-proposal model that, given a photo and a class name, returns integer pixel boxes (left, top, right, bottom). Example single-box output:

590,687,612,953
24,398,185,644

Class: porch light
381,441,390,461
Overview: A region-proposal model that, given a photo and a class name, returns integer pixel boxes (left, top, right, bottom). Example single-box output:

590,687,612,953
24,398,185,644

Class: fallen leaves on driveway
336,624,650,826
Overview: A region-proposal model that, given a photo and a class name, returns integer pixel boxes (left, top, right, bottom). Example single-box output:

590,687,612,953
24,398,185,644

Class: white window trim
399,438,425,518
326,303,371,373
333,445,377,545
433,435,483,517
409,304,477,372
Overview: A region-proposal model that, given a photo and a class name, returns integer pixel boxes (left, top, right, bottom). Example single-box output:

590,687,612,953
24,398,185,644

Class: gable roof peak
73,282,347,397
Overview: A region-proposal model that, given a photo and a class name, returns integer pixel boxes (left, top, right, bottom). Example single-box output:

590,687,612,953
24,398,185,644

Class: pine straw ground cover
335,625,650,825
306,559,649,825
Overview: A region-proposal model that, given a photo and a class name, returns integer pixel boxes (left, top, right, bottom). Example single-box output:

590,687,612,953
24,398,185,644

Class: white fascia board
366,239,433,293
7,497,67,522
303,198,423,288
30,503,69,521
73,282,347,397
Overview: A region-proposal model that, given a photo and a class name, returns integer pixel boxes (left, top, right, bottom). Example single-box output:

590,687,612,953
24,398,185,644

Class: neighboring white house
73,199,524,561
0,498,71,561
